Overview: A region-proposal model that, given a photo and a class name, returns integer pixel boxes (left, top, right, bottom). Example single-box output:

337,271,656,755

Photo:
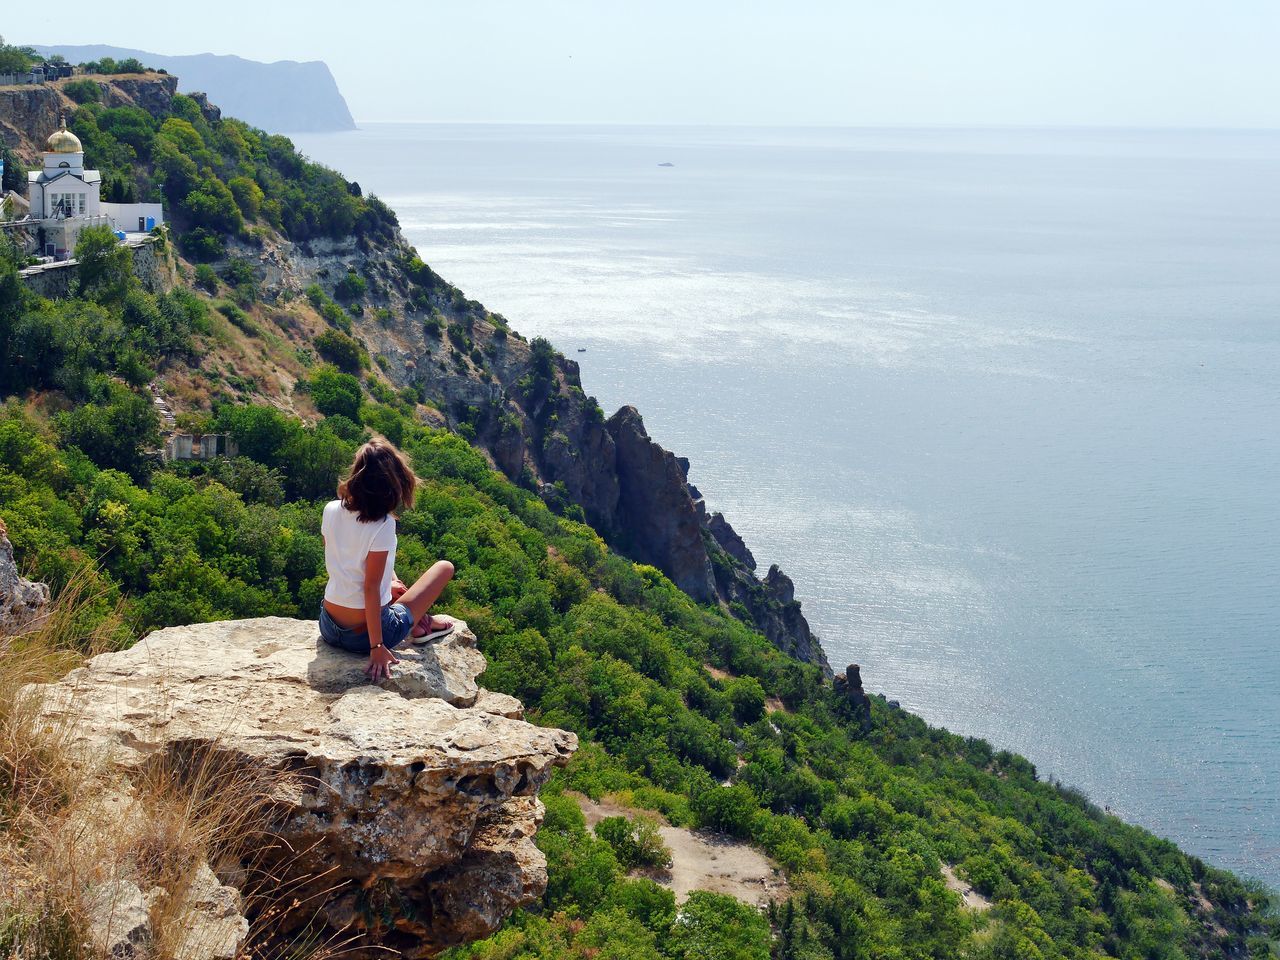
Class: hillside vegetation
1,75,1277,960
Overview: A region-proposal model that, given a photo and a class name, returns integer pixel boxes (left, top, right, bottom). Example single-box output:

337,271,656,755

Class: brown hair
337,440,417,522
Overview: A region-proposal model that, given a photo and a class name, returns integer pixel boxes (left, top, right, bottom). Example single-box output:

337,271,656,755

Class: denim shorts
319,603,415,654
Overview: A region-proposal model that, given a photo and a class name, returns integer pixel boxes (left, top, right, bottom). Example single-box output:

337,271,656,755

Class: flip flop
412,613,455,644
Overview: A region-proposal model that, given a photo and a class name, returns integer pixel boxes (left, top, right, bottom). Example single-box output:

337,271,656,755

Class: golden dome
46,117,82,154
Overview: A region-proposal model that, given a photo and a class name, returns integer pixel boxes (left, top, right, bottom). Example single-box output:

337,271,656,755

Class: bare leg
398,560,455,625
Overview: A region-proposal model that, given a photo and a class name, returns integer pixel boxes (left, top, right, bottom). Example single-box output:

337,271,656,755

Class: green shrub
724,676,766,724
333,269,366,302
216,300,257,336
594,815,672,870
194,263,219,293
315,329,366,374
692,785,759,837
669,891,771,960
180,228,225,262
63,78,101,104
227,176,264,220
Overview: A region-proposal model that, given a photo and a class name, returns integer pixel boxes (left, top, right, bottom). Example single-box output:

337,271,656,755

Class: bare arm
364,549,397,681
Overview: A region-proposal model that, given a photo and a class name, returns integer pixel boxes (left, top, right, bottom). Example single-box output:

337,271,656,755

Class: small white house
27,117,165,257
163,433,238,462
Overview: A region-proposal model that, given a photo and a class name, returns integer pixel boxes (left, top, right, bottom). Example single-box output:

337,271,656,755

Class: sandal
412,613,455,644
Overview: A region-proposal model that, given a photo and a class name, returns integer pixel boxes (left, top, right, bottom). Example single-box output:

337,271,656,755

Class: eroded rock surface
0,517,49,635
31,617,576,957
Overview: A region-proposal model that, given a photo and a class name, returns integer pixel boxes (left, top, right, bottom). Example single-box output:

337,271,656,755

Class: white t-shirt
321,500,397,608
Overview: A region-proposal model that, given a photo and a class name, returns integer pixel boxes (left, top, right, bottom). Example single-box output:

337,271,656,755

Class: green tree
1,146,26,193
227,176,264,220
215,404,298,466
333,269,366,302
307,365,363,420
668,892,771,960
194,264,219,293
183,177,243,234
0,36,36,74
692,785,759,837
279,426,353,501
55,380,158,480
725,676,767,724
75,225,133,303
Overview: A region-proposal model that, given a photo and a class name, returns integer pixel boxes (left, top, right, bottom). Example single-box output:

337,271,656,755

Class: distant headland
30,44,356,132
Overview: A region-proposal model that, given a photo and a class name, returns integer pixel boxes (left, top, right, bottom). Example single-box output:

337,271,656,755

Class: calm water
292,124,1280,886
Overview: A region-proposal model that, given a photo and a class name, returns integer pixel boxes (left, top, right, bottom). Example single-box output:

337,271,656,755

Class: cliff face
0,73,179,161
28,617,576,957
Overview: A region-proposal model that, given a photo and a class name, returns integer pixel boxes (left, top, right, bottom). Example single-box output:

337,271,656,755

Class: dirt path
941,864,993,911
570,792,789,908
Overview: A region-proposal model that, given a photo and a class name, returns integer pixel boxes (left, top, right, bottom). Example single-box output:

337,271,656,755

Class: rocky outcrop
709,544,832,675
99,73,180,115
833,663,873,732
0,517,49,634
707,511,756,570
606,406,717,603
29,617,576,957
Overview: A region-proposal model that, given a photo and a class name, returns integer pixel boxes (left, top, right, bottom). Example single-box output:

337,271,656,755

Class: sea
290,124,1280,887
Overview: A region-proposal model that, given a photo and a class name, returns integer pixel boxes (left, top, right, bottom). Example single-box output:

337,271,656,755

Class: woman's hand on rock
366,644,398,682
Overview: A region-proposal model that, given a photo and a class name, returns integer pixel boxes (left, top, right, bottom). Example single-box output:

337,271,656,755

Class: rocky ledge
28,617,576,958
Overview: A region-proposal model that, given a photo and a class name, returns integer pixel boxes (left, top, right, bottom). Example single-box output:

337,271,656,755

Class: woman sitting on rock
320,439,455,681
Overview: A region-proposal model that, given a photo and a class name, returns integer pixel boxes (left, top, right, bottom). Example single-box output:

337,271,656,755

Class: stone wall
19,234,175,299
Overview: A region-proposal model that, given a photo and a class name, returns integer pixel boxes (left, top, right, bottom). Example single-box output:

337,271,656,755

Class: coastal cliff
2,71,829,670
226,199,832,673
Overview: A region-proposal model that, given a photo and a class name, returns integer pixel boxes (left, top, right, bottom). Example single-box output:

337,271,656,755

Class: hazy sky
18,1,1280,127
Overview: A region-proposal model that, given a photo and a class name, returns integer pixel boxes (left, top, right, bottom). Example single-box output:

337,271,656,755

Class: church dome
46,118,82,154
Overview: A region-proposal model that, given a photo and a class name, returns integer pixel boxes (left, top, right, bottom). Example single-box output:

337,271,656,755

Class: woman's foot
412,613,456,643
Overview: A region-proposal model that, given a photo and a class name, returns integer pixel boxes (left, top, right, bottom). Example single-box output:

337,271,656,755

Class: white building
27,117,164,258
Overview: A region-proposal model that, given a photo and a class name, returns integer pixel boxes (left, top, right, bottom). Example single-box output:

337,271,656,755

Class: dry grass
0,569,339,960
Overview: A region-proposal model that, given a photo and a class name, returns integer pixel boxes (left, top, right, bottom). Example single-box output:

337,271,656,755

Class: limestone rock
0,517,49,635
32,617,576,957
169,863,249,960
84,880,151,959
473,689,526,720
102,74,180,116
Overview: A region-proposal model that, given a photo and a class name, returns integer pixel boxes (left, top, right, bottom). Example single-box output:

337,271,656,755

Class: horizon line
341,119,1280,133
